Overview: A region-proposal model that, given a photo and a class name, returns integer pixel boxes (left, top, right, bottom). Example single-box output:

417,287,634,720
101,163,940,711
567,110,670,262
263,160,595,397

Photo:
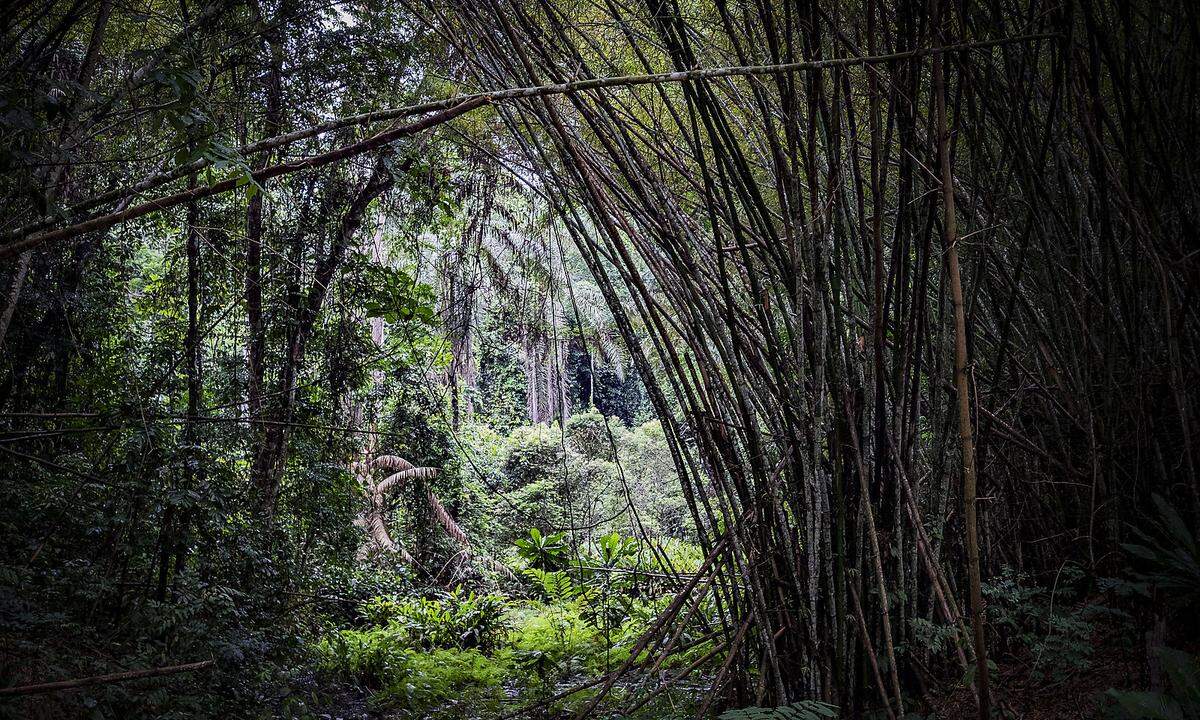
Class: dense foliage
1,0,1198,719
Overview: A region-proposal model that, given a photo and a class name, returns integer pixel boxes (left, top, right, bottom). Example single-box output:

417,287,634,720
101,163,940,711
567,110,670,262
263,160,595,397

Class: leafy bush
656,537,705,574
316,633,513,717
316,580,710,716
476,334,529,433
371,648,510,715
596,531,639,567
623,420,694,539
315,625,411,687
909,616,961,658
508,599,614,676
1105,647,1200,720
502,424,564,489
575,457,621,522
515,528,570,570
566,410,618,460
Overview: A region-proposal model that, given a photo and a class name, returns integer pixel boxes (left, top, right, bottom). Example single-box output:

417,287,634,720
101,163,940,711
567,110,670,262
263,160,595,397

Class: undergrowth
313,534,715,718
315,596,663,717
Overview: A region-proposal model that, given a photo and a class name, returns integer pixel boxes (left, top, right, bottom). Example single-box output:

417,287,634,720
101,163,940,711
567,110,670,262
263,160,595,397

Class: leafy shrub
315,625,411,687
502,424,564,489
515,528,570,570
456,423,508,487
316,633,513,717
566,410,618,460
575,457,621,521
318,585,701,714
596,531,639,567
623,420,694,538
656,537,705,574
909,616,961,658
1105,647,1200,720
508,599,612,676
371,648,510,715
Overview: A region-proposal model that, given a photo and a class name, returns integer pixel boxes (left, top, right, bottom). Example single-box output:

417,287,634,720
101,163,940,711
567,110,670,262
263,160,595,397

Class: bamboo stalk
933,21,992,719
850,582,898,720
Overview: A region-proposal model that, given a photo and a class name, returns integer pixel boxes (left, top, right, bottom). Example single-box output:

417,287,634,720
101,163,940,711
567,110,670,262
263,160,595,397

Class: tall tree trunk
933,32,991,720
156,181,203,600
524,329,543,422
0,252,31,350
246,8,284,504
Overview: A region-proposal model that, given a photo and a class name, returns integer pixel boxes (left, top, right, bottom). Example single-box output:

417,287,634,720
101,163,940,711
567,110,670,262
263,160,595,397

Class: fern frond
377,466,439,495
372,455,414,471
718,701,839,720
426,489,469,546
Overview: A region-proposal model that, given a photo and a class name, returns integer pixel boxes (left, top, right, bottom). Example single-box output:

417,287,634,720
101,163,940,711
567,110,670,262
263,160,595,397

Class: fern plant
718,700,839,719
358,587,511,652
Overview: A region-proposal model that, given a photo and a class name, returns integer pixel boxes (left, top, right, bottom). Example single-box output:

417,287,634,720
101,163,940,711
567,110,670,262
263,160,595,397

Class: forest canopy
1,1,1197,719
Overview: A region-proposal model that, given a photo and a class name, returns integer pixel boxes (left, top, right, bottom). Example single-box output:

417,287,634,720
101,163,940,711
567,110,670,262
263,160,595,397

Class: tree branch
1,33,1054,254
0,660,215,697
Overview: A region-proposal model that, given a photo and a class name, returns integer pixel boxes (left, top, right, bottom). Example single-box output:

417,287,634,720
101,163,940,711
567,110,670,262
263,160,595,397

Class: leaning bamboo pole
2,36,1054,259
933,19,992,719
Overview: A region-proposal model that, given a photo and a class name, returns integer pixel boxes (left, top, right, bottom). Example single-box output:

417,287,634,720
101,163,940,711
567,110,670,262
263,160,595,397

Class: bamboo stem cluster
432,0,1199,712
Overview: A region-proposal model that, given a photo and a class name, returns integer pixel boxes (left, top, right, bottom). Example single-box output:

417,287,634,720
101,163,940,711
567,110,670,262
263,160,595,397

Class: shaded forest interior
1,0,1198,718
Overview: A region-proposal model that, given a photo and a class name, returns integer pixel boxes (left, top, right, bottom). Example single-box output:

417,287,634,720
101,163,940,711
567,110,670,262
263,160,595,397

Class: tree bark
155,179,203,600
174,178,205,583
0,251,31,350
244,8,284,462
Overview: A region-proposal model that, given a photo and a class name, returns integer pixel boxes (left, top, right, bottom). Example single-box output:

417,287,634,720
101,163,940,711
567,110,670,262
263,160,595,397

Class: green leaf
1105,689,1184,720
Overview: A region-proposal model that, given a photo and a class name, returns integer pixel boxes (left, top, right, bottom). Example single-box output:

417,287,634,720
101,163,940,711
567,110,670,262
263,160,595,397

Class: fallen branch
0,659,215,697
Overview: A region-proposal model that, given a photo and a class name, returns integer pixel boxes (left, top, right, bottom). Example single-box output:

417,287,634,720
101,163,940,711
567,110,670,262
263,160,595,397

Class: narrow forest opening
1,1,1198,719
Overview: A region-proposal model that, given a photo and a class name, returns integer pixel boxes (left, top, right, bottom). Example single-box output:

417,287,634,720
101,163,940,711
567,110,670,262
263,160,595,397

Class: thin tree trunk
843,390,905,716
849,582,898,720
0,251,31,349
0,660,214,697
156,180,203,600
174,179,204,581
244,13,284,467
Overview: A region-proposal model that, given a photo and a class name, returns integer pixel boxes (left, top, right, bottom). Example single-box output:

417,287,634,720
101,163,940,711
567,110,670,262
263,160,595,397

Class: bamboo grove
422,0,1199,714
1,0,1198,717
